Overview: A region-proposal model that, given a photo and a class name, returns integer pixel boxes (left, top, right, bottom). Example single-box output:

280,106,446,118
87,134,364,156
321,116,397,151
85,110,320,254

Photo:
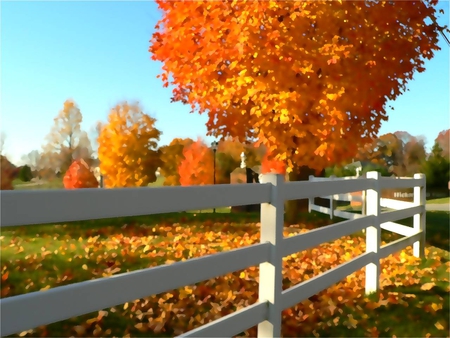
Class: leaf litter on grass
1,222,449,337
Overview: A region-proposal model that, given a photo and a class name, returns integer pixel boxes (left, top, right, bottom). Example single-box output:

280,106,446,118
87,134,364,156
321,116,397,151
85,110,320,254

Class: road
426,204,450,212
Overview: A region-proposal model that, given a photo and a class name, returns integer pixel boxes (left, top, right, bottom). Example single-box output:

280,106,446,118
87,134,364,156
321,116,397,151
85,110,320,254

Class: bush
63,159,99,189
18,165,33,182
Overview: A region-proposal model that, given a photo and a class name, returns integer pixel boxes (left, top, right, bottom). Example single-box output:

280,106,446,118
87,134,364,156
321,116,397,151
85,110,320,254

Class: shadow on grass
335,207,449,252
396,211,450,252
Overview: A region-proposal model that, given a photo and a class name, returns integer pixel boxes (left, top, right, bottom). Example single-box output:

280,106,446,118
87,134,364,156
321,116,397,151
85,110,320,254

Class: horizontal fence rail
0,172,427,338
1,183,272,227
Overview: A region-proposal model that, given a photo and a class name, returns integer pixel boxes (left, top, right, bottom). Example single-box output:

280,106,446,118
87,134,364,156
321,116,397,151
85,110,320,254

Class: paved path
426,204,450,212
16,181,46,187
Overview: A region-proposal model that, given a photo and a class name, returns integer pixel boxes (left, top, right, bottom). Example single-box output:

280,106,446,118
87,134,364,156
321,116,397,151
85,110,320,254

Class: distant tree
435,129,449,159
179,138,214,186
98,101,162,188
217,137,263,169
89,121,104,159
357,133,405,175
422,141,450,189
0,132,6,156
159,138,194,186
21,150,41,172
216,151,238,184
403,137,427,176
1,155,16,190
43,100,93,174
18,165,33,182
36,151,59,181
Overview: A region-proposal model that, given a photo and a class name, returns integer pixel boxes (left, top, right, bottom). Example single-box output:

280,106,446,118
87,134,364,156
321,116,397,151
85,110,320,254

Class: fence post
365,171,381,294
329,175,335,219
361,173,367,234
413,173,426,258
308,175,314,213
258,174,284,338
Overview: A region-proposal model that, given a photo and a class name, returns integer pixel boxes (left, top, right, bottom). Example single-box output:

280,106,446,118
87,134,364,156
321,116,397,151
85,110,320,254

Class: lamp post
211,141,219,213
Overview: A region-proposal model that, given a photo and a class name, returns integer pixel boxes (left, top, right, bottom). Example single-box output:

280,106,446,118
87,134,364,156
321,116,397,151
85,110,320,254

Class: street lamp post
211,141,219,213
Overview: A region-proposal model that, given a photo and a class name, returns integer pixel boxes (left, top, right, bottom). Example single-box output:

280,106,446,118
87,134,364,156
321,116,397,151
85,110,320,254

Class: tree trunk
284,165,317,226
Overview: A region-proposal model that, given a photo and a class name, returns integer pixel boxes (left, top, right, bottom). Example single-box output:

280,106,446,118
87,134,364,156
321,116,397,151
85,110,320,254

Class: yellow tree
150,0,443,220
159,137,194,186
98,102,162,188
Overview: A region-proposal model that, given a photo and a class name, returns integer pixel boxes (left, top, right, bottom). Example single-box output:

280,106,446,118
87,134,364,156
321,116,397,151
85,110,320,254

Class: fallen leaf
420,282,435,291
435,321,445,330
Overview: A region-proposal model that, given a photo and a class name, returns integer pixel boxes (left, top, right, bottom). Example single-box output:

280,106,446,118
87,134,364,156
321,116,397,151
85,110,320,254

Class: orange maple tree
261,149,286,175
63,159,99,189
178,138,214,186
160,138,194,186
150,0,443,174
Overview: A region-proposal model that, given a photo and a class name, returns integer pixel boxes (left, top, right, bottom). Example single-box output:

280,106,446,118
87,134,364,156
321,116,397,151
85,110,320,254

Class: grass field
13,178,64,190
12,176,166,190
1,207,449,337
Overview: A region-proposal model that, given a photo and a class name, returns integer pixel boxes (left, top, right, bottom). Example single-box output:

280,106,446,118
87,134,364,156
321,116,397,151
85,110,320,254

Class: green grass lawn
427,197,450,204
1,208,449,337
13,175,165,190
13,177,64,190
12,178,28,186
148,175,165,187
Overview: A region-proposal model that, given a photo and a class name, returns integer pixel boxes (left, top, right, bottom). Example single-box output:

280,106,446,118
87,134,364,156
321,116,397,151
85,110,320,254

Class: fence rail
0,172,426,337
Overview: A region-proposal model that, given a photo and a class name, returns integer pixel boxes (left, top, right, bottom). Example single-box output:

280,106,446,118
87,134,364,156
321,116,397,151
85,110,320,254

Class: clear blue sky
1,1,449,165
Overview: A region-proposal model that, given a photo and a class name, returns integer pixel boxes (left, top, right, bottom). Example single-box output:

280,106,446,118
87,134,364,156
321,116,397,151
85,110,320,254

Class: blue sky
1,1,449,165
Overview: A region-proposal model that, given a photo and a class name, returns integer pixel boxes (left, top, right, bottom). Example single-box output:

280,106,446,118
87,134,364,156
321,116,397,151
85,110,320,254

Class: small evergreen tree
18,165,33,182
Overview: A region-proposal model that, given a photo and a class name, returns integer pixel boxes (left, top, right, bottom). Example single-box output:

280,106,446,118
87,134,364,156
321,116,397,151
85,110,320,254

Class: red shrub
63,159,99,189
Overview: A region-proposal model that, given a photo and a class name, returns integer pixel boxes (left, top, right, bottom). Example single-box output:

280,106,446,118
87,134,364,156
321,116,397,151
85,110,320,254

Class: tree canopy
98,102,162,188
150,0,442,172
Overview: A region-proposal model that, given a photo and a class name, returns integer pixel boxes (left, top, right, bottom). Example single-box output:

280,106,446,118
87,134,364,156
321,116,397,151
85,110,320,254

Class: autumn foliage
1,156,16,190
178,138,214,186
98,102,162,188
436,129,449,159
151,1,442,172
63,159,99,189
261,149,287,175
160,138,194,186
1,221,448,337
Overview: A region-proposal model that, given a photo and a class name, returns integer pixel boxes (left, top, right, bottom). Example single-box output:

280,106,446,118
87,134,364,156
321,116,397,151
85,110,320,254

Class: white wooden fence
0,172,426,337
308,174,367,219
309,173,424,236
